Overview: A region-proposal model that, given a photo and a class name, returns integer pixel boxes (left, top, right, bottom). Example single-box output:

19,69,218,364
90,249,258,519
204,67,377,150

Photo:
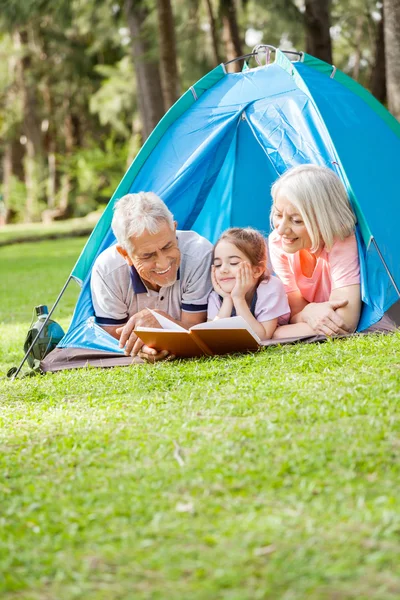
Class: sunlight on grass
1,238,400,599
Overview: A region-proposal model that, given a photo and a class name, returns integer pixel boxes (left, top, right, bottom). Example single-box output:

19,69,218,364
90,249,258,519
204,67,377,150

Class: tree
219,0,243,72
383,0,400,119
124,0,165,140
304,0,333,64
370,4,386,104
204,0,222,64
157,0,180,109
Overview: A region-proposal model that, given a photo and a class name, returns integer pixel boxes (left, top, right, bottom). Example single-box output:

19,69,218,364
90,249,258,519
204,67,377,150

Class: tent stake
11,275,73,381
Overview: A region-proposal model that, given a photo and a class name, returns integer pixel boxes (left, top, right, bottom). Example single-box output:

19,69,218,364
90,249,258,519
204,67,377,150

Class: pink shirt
268,230,360,303
207,276,290,325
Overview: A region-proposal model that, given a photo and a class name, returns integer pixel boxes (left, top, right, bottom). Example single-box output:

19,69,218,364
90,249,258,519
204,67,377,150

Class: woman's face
272,194,312,254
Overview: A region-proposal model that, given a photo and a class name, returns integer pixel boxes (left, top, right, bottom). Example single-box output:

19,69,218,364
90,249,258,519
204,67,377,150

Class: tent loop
253,44,275,66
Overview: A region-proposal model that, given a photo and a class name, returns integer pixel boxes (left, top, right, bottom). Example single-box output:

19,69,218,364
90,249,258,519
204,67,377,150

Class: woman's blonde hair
270,164,357,252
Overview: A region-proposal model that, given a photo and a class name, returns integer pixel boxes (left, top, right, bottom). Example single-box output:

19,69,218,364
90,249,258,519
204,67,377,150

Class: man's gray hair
271,164,357,252
112,192,174,252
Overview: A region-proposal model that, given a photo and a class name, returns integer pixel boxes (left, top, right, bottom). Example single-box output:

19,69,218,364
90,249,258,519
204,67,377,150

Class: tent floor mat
38,333,344,373
40,348,143,372
42,323,398,374
40,312,398,374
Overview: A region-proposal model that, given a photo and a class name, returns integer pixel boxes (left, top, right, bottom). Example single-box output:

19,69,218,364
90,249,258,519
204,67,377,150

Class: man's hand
301,299,351,336
137,345,175,364
116,308,162,356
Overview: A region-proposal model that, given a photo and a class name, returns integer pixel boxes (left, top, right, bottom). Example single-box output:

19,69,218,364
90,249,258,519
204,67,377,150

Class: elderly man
90,192,213,360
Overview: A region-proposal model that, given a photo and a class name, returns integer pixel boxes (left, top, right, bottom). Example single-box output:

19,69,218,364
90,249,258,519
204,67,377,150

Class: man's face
118,221,180,291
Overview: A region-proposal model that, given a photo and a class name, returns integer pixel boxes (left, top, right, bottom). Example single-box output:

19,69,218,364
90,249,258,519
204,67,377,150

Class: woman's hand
231,262,255,300
301,299,351,336
211,265,230,298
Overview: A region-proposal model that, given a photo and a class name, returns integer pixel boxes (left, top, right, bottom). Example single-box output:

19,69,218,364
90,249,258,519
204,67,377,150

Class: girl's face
213,240,262,293
272,193,312,254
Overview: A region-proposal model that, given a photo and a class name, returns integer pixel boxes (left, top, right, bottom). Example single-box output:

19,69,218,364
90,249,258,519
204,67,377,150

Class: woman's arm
289,285,361,336
328,284,361,332
287,290,309,322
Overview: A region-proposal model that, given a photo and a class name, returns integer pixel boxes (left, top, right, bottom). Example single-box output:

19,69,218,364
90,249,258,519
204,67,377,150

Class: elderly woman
269,164,362,338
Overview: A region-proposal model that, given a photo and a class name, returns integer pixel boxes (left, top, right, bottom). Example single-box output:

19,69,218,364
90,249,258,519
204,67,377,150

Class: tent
35,47,399,372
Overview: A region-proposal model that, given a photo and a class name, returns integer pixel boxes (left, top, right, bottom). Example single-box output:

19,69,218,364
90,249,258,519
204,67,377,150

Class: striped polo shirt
90,230,213,326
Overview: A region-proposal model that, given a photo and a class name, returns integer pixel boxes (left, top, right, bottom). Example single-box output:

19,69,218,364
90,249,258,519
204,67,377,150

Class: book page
146,308,187,332
191,316,261,342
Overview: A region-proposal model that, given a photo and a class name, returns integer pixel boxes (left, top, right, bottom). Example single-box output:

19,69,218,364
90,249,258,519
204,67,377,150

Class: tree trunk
43,108,74,223
42,81,56,209
220,0,243,73
157,0,180,109
383,0,400,119
205,0,221,64
14,30,44,221
58,112,74,215
1,145,13,225
124,0,165,140
352,15,364,81
304,0,333,64
370,8,386,104
24,139,36,223
16,30,43,160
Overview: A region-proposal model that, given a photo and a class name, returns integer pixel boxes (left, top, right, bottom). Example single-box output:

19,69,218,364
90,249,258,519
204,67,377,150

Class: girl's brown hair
214,227,269,281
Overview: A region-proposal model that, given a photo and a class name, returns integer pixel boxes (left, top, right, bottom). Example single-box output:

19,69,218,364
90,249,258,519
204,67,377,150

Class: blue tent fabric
58,50,399,356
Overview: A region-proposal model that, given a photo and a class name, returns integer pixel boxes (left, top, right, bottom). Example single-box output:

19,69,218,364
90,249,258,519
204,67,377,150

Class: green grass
1,234,400,599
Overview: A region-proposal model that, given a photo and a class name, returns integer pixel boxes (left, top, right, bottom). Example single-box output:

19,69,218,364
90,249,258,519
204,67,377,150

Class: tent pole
11,275,74,381
371,237,400,297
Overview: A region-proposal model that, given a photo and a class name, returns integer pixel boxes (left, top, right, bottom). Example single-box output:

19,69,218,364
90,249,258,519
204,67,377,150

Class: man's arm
180,310,207,328
101,324,122,340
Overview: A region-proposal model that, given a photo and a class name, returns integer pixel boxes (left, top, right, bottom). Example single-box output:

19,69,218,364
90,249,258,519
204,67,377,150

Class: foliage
90,58,137,138
332,0,382,86
0,0,396,223
1,236,400,598
58,137,135,216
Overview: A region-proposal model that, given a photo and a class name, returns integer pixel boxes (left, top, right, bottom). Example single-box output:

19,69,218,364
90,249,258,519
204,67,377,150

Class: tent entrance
192,114,277,243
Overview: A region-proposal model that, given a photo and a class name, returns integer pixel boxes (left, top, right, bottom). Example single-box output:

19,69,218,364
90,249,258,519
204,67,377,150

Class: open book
134,309,263,358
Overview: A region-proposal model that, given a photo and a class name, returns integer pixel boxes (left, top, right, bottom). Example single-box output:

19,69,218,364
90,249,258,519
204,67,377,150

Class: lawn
0,212,101,247
1,235,400,600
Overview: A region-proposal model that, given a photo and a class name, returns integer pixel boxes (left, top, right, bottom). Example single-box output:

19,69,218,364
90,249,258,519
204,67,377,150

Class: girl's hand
231,262,255,299
211,265,230,298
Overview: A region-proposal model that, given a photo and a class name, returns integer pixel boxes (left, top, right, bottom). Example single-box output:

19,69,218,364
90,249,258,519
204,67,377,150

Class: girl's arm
231,263,278,340
233,296,278,340
273,321,315,339
215,296,234,320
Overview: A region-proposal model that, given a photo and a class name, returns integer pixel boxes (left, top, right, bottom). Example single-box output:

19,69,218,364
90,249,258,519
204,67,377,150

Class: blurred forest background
0,0,399,225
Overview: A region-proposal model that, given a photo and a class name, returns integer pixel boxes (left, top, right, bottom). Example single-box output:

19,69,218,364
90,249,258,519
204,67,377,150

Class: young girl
208,227,290,340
